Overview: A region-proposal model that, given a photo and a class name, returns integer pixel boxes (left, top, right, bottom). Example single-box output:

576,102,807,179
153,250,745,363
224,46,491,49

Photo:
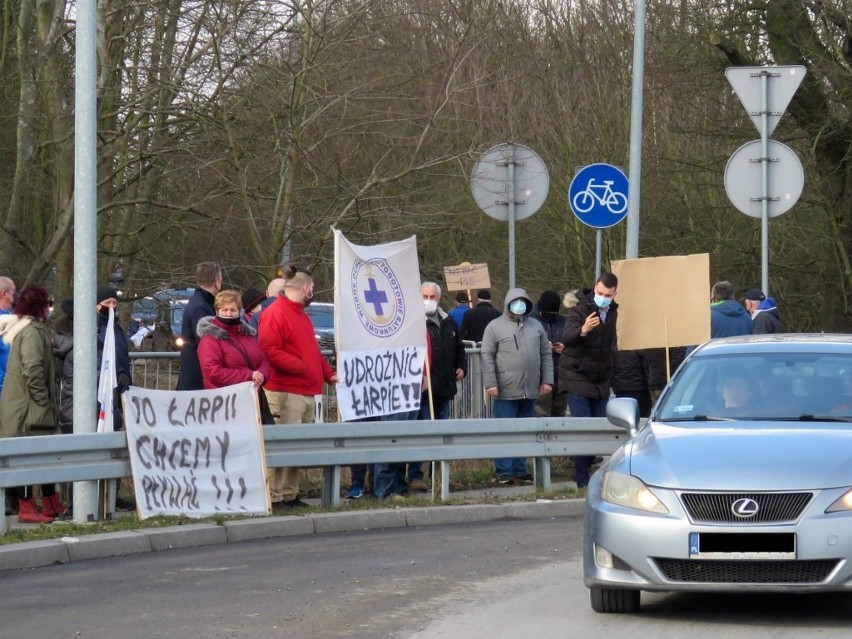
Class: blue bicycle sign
568,163,629,229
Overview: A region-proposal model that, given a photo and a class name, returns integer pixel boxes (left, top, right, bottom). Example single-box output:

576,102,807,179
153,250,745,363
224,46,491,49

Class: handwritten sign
123,382,269,519
337,346,426,421
443,263,490,292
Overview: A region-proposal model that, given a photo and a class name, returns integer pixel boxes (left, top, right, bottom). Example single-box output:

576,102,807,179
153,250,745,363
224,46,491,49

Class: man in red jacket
258,265,338,508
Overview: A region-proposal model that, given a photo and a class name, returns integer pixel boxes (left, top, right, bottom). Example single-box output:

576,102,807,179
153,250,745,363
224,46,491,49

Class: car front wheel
589,586,640,613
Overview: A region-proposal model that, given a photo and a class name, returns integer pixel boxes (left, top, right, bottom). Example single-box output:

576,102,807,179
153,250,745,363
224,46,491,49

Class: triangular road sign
725,65,806,137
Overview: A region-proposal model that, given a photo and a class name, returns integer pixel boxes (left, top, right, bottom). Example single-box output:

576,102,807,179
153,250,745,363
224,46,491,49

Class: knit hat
537,290,561,314
477,289,492,301
96,285,119,304
455,291,469,303
242,287,266,313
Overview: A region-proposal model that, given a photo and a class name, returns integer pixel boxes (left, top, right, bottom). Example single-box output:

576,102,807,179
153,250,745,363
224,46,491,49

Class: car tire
589,587,640,613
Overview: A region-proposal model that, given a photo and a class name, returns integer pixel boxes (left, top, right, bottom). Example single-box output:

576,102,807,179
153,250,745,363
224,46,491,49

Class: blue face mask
509,299,526,315
593,295,612,309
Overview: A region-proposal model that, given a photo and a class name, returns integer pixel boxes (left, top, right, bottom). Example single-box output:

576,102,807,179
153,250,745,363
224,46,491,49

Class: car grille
654,558,838,584
680,492,813,524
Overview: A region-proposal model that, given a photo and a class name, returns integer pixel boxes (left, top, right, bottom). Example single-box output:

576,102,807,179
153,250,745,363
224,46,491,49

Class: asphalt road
2,516,852,639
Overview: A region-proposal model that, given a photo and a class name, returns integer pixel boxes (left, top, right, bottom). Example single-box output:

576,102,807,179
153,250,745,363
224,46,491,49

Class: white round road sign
724,139,804,218
470,143,549,222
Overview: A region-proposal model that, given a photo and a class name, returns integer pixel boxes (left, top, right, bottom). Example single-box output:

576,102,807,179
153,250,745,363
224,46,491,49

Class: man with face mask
557,272,619,488
481,287,553,484
258,265,339,508
96,285,133,425
407,282,467,492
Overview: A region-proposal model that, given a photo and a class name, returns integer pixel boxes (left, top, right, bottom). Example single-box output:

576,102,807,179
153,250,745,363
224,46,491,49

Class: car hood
628,422,852,491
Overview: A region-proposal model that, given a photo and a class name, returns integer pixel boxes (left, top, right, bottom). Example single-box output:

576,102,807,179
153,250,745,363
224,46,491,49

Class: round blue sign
568,163,629,229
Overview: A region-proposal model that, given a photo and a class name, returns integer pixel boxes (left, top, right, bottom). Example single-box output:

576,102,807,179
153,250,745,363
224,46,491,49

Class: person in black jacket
409,282,467,491
460,289,501,343
744,288,783,334
558,272,619,488
610,349,652,418
177,261,222,390
531,290,568,417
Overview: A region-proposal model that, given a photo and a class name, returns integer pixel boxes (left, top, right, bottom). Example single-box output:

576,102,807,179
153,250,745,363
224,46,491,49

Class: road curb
0,498,585,573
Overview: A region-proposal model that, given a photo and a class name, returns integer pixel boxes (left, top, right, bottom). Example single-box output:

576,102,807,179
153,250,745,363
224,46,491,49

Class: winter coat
0,308,11,394
177,287,216,390
710,300,753,338
197,316,272,390
530,310,567,385
480,288,553,400
425,309,467,403
610,350,649,395
460,301,501,343
557,287,618,399
258,295,335,395
644,347,687,391
0,316,58,437
51,313,74,434
98,310,132,393
752,298,782,334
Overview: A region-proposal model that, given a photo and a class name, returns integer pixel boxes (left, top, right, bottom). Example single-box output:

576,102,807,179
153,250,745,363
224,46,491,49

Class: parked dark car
129,288,194,351
305,302,335,355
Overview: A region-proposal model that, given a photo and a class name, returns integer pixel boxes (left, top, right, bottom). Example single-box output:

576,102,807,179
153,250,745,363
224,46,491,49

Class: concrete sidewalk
1,482,585,573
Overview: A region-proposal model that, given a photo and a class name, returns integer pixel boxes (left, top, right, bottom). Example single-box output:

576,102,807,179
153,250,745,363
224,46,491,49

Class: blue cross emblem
364,278,389,316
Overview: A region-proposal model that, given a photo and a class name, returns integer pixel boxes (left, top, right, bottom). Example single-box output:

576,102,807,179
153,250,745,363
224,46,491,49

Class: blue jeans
408,398,450,481
492,398,536,478
565,392,609,488
374,409,419,498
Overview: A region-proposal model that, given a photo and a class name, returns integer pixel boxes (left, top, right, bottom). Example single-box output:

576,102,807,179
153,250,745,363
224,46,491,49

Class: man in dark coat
710,281,752,338
177,261,222,390
744,288,783,334
410,282,467,491
558,272,619,488
460,289,501,343
530,290,568,417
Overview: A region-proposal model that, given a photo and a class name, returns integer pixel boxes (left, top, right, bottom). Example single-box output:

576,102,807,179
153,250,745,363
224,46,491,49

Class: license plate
689,532,796,559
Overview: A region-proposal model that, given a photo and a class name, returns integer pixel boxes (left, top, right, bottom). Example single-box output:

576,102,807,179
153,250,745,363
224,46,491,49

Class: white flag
334,230,426,420
97,307,118,433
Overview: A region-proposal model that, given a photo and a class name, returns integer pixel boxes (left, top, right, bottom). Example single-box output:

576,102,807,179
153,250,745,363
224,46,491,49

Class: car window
654,352,852,422
306,305,334,329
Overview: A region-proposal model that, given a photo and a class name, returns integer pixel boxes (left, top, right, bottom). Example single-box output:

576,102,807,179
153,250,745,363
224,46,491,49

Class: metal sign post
568,163,629,279
724,65,806,296
471,143,550,290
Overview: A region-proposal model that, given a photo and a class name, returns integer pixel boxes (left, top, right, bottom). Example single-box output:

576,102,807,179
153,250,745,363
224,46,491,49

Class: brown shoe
408,479,429,492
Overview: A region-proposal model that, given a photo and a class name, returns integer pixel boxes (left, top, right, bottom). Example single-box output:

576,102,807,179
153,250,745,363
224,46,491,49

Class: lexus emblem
731,498,759,518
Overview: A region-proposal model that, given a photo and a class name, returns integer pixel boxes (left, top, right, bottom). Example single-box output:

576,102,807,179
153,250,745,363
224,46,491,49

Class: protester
0,285,64,523
558,272,619,488
610,349,652,418
258,265,338,508
710,280,752,338
744,288,782,334
531,290,567,417
241,287,266,325
410,282,466,492
96,285,132,427
249,277,285,331
480,287,552,484
197,290,271,393
0,276,16,396
177,261,223,390
460,289,500,343
448,291,470,329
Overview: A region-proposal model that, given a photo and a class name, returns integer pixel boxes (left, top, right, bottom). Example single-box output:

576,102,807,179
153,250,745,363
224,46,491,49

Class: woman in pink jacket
197,290,272,396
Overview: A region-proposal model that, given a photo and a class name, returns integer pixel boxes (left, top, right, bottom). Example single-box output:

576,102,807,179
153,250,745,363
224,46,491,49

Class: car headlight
826,489,852,513
601,471,668,514
175,336,185,348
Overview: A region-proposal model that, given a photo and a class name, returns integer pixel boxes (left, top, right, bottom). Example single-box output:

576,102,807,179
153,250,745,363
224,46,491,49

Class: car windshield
306,305,333,329
654,351,852,422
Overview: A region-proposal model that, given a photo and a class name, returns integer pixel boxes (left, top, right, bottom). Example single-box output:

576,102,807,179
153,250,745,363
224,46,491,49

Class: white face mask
424,299,438,315
509,299,526,315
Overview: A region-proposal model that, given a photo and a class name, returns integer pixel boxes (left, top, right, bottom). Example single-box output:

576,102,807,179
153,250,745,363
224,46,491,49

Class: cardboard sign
123,382,269,519
611,254,711,350
443,263,490,291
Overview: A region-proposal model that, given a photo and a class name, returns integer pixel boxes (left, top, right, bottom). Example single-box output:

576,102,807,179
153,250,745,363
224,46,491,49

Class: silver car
584,334,852,613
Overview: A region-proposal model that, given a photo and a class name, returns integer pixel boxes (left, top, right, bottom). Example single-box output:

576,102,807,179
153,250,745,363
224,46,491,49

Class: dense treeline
0,0,849,331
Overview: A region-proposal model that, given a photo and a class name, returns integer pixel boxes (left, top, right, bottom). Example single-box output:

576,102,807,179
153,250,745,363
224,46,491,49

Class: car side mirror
606,397,640,433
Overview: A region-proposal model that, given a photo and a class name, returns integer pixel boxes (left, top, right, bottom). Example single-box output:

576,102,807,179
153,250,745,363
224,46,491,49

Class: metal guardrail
0,416,628,534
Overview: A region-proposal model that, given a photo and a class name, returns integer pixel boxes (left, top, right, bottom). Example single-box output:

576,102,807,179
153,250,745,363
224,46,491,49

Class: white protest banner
123,381,269,519
334,230,426,420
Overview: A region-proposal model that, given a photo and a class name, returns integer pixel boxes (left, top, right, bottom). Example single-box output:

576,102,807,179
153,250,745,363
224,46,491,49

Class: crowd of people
0,267,783,522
